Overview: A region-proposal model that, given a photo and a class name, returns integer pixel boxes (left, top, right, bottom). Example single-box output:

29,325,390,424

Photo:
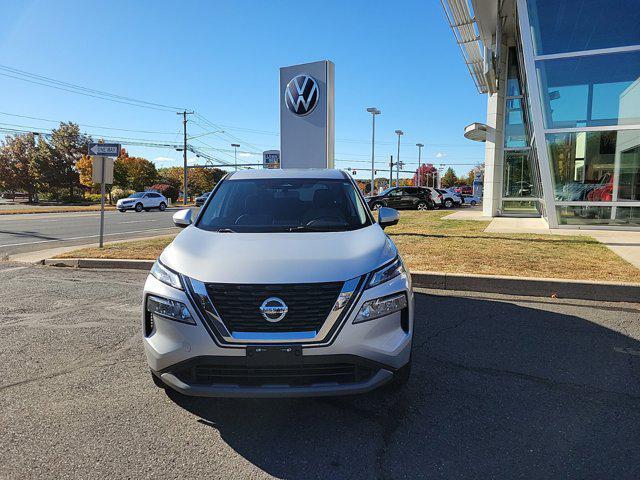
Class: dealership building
442,0,640,229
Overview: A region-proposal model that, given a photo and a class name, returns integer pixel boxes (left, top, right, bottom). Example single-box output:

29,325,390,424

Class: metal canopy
441,0,490,94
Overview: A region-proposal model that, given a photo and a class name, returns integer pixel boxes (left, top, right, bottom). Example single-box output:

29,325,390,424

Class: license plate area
246,345,303,366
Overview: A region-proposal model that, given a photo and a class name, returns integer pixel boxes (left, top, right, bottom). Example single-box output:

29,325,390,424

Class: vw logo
259,297,288,323
284,74,319,116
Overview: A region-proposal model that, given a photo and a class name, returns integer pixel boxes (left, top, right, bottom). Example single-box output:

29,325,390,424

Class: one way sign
88,142,121,157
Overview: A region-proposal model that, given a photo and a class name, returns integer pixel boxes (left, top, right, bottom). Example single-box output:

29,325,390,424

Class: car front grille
176,362,375,387
204,282,343,333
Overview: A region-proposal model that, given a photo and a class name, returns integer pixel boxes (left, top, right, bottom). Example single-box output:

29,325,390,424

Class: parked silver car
143,169,414,397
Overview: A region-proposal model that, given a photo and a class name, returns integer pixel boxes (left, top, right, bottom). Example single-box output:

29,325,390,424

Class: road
1,262,639,479
0,209,182,256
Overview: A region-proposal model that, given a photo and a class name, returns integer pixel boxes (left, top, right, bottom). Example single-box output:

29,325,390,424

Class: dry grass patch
0,205,115,215
56,209,640,283
387,210,640,283
57,236,175,260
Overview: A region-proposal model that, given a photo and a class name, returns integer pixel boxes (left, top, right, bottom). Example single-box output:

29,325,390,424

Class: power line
0,111,179,135
0,64,187,112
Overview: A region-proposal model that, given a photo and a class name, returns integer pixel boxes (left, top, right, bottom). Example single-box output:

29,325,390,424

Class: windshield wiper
286,225,346,232
217,228,236,233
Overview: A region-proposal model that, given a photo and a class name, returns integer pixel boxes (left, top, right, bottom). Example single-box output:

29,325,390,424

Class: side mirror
172,208,193,228
378,207,399,229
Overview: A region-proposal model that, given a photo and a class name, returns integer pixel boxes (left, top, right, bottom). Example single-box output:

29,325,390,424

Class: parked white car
117,192,168,212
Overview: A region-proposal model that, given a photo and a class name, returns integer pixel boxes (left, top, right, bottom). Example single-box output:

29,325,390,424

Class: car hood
160,224,396,284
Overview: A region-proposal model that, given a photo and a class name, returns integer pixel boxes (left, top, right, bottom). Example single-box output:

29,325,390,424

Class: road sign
92,157,114,184
263,150,280,169
88,143,121,157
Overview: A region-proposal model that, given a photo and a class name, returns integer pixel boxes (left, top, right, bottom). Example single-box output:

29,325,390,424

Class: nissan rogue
143,169,414,397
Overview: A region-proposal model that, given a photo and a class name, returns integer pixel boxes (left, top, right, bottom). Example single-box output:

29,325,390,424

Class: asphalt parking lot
1,262,639,479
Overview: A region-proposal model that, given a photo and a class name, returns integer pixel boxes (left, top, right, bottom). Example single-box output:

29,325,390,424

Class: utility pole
415,143,424,187
366,107,381,195
389,155,394,188
177,110,194,205
394,130,404,187
231,143,240,171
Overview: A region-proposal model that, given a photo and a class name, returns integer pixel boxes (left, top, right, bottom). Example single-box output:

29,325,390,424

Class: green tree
441,167,459,188
49,123,91,199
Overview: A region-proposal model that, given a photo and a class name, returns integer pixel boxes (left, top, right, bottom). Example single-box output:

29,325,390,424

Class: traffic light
352,170,357,175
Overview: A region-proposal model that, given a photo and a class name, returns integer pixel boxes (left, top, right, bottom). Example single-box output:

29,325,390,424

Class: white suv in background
117,192,168,212
143,169,414,398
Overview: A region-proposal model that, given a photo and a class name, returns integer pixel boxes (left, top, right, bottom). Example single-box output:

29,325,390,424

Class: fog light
354,293,407,324
146,295,195,325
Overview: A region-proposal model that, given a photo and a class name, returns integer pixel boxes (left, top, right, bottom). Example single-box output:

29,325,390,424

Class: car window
197,178,371,232
404,188,419,195
129,192,145,198
389,189,404,196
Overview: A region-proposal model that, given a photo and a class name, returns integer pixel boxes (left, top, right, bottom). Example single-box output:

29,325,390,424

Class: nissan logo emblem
259,297,288,323
284,74,319,116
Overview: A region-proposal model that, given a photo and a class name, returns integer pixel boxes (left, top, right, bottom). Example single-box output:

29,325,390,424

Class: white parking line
0,227,177,248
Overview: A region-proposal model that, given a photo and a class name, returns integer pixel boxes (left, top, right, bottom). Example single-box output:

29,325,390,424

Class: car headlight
367,257,405,289
354,293,407,324
146,295,194,325
150,260,183,290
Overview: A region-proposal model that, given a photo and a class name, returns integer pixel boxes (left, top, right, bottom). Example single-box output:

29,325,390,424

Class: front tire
159,202,167,211
444,199,453,208
150,371,165,389
470,200,477,206
135,203,143,212
416,201,428,211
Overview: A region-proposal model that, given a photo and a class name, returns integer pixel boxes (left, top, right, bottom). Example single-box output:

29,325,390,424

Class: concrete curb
43,258,154,270
411,271,640,302
40,259,639,302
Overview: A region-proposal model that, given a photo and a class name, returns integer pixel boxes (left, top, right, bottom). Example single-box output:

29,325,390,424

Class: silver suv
143,169,414,397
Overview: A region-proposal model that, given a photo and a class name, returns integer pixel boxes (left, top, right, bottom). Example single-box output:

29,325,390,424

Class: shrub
111,188,134,201
150,183,179,202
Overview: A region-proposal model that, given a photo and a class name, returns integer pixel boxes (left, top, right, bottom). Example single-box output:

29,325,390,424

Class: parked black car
366,186,435,211
195,191,211,207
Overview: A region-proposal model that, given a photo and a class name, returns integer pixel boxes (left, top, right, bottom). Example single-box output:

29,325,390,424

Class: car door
386,188,404,208
403,188,420,208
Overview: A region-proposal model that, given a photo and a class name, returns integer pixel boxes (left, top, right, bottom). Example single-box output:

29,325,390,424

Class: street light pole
231,143,240,171
177,110,194,205
389,155,394,188
366,107,381,195
394,130,404,187
416,145,423,187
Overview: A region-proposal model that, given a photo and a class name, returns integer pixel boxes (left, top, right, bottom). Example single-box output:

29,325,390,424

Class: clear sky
0,0,486,178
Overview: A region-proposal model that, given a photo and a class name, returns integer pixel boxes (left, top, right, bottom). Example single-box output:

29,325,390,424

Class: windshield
128,192,145,198
378,187,394,196
197,178,371,232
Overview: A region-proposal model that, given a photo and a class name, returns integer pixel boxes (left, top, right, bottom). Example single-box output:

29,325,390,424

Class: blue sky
0,0,486,178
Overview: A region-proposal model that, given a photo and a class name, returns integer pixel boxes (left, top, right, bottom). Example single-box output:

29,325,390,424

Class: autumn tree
413,163,438,187
0,133,38,202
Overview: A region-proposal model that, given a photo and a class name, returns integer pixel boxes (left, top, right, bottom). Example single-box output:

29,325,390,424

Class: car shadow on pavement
167,292,640,480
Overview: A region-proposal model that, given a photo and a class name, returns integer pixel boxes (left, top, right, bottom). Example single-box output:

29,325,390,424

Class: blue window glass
504,99,529,148
527,0,640,55
536,51,640,128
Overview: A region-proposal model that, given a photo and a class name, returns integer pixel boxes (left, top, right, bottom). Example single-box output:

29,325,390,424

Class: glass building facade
524,0,640,228
444,0,640,229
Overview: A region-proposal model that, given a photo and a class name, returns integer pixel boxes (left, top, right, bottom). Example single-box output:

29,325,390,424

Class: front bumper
142,271,414,397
